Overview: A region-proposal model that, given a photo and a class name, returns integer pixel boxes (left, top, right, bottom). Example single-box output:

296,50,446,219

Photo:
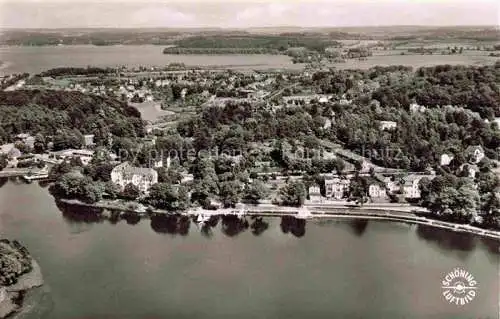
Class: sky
0,0,499,29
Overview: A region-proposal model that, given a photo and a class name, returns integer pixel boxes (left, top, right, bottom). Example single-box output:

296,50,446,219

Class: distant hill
1,26,498,46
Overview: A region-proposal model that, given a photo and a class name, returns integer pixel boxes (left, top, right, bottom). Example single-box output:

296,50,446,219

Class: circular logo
441,268,478,306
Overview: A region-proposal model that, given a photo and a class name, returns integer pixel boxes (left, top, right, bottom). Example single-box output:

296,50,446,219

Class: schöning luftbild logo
441,267,478,306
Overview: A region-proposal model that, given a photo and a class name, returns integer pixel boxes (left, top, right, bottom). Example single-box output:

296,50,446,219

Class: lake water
0,45,299,75
0,178,498,318
1,45,497,76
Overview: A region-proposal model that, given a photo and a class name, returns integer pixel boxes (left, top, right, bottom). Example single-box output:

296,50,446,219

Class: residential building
325,175,350,200
460,164,479,179
308,186,322,203
409,103,426,113
401,175,422,199
83,134,95,147
368,183,387,199
400,174,435,199
440,153,454,166
72,150,94,166
111,162,158,194
143,136,157,147
465,145,485,164
379,121,397,130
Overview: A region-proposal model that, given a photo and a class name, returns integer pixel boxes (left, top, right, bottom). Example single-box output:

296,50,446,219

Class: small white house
379,121,397,130
83,134,95,147
308,186,323,202
440,154,454,166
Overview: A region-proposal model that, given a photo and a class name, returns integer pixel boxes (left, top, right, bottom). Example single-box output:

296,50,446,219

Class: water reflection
8,176,26,185
221,215,249,237
122,212,141,225
280,216,306,237
150,213,191,236
250,216,269,236
0,177,7,188
416,224,477,253
480,237,500,256
55,201,310,238
348,219,369,237
38,180,51,188
56,200,104,224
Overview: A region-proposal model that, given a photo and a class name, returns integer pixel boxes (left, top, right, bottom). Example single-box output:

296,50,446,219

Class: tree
0,154,7,171
243,180,270,204
344,174,369,205
33,133,46,153
219,180,242,208
84,162,115,182
48,172,103,204
481,191,500,229
422,176,480,223
49,160,79,179
122,183,140,200
156,167,183,184
191,178,217,207
81,182,105,204
278,180,307,207
104,181,121,199
145,183,181,211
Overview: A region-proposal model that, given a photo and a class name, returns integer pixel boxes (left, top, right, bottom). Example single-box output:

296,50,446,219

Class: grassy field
328,51,499,69
130,101,175,123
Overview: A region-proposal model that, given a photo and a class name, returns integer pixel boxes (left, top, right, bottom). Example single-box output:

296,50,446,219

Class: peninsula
0,240,44,319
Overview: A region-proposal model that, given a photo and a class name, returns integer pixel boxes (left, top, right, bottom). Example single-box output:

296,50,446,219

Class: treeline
170,34,339,52
0,90,144,146
0,239,33,286
163,47,281,55
39,67,117,77
389,27,500,41
0,30,181,46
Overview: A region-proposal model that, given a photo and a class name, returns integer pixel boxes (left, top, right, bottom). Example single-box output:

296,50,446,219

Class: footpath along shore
57,198,500,240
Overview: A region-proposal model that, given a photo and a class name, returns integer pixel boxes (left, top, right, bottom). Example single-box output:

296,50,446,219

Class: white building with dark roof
111,162,158,194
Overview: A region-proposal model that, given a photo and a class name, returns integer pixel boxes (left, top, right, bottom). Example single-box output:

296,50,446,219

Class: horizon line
1,24,499,30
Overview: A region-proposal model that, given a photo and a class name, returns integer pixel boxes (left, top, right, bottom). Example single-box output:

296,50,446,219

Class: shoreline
57,198,500,240
0,259,44,319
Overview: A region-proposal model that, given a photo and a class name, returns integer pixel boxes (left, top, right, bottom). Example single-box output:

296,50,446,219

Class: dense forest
0,90,144,148
39,67,117,77
167,34,340,53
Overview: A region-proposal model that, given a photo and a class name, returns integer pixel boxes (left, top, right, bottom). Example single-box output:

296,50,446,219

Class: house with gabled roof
111,162,158,195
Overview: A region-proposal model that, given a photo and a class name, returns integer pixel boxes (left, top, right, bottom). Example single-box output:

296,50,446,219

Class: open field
328,52,499,69
130,101,175,123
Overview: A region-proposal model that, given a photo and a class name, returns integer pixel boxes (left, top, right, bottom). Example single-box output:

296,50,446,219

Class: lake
0,45,299,75
0,178,498,318
1,45,498,76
